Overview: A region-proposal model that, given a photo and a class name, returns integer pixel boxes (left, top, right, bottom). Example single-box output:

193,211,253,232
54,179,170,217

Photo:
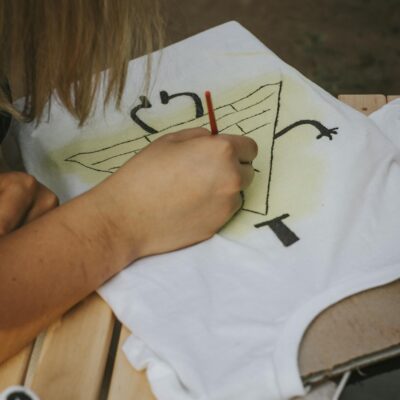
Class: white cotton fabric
370,98,400,150
12,22,400,400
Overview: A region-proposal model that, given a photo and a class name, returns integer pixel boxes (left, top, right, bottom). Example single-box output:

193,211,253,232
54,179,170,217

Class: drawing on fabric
62,79,338,247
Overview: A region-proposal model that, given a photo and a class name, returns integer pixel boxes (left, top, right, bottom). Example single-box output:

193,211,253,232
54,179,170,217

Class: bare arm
0,128,257,363
0,179,140,362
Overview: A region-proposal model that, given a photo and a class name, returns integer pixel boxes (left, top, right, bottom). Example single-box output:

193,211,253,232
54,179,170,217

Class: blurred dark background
164,0,400,96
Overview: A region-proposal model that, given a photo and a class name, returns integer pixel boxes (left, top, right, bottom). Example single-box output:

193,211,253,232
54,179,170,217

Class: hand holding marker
206,90,254,211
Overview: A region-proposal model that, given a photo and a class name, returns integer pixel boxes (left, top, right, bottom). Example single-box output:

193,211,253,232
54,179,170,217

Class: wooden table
0,94,399,400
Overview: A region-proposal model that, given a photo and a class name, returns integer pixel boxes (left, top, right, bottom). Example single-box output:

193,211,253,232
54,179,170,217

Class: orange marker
205,90,218,135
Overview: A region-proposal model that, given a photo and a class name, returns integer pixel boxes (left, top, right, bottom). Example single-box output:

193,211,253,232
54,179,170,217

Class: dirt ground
163,0,400,96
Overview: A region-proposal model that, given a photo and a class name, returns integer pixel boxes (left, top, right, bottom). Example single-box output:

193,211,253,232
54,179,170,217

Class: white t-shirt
13,22,400,400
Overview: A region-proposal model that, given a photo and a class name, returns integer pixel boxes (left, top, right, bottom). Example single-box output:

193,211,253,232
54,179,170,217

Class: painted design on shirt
59,78,338,246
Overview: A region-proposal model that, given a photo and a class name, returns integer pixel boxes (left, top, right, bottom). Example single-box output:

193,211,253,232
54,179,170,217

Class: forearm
0,189,140,331
0,128,258,364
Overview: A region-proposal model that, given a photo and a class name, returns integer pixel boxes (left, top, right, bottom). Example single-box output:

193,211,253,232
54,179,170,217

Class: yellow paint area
49,73,329,239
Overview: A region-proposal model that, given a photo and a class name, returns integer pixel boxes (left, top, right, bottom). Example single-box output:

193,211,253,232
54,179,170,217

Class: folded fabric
370,98,400,150
12,22,400,400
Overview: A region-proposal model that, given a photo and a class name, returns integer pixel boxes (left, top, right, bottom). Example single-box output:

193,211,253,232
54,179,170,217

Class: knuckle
21,174,38,193
215,137,235,157
0,172,38,195
161,132,178,141
241,137,258,158
195,127,210,135
249,138,258,158
24,174,38,190
0,172,22,187
42,192,59,209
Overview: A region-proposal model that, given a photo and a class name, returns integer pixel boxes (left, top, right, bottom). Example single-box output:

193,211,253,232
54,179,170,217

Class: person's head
0,0,163,125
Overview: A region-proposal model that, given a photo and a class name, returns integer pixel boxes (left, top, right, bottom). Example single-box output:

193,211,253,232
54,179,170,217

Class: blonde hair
0,0,163,125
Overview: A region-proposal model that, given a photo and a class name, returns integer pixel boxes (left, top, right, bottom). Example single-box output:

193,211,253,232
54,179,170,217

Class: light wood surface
27,294,115,400
0,345,32,391
338,94,386,114
107,326,155,400
0,94,399,399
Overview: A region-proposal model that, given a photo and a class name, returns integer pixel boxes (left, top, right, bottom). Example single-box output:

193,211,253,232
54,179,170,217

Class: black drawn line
241,121,272,135
149,85,277,135
65,81,339,248
237,124,246,134
229,82,281,109
130,96,158,134
157,115,200,132
66,137,147,158
218,109,272,133
254,213,299,247
68,85,277,164
200,110,237,127
66,85,281,205
233,91,275,113
91,149,138,166
150,106,235,135
66,159,114,174
198,92,275,131
275,120,339,140
160,91,204,118
264,81,283,216
202,92,275,124
242,208,268,216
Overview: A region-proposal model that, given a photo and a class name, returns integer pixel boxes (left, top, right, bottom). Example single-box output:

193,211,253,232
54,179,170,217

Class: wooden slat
0,344,32,390
338,94,386,115
24,332,47,387
26,294,115,400
387,95,400,102
107,326,155,400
